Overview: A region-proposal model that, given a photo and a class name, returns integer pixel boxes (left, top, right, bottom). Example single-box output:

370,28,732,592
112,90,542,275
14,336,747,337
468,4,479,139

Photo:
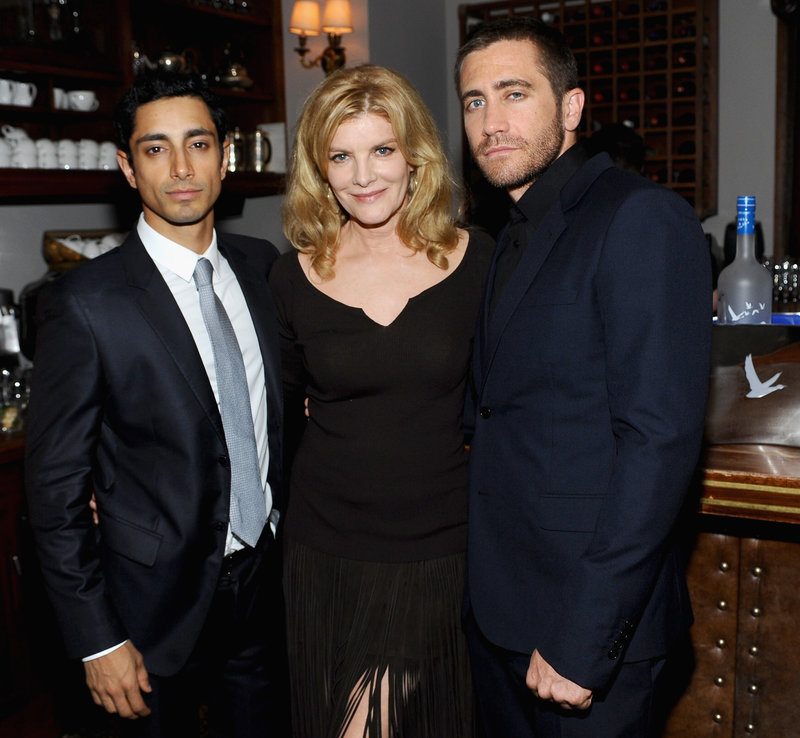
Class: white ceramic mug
38,150,58,169
36,138,56,152
2,125,31,146
78,153,99,169
0,139,11,167
10,150,37,168
0,79,12,105
11,81,37,107
57,139,78,154
52,87,68,110
78,138,100,155
14,138,36,157
68,90,99,112
58,139,78,168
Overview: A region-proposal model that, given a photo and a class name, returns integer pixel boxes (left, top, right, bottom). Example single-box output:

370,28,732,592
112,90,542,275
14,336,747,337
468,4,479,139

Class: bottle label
737,195,756,235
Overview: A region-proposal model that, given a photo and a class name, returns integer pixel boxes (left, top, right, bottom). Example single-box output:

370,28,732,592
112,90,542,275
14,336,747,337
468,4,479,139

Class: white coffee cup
36,138,56,152
68,90,99,112
38,150,59,168
0,139,11,167
14,138,36,157
78,153,99,169
58,139,78,154
53,87,68,110
78,138,100,156
11,81,37,107
11,150,37,168
2,125,32,145
99,155,119,170
58,139,78,168
0,79,12,105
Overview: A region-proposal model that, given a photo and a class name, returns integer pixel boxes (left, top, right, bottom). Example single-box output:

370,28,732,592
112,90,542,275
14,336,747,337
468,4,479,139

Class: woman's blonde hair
282,64,459,280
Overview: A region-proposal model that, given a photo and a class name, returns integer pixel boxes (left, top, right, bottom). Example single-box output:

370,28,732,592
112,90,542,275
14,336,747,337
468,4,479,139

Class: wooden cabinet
0,0,285,202
459,0,718,223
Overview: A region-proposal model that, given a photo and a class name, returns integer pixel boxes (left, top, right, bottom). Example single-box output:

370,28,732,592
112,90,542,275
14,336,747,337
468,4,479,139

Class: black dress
269,230,493,737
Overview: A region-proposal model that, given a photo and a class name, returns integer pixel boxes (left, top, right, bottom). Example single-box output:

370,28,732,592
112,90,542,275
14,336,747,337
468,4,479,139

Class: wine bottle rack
459,0,718,220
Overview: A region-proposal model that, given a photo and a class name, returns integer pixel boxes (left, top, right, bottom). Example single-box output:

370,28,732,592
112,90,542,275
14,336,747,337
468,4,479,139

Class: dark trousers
466,610,665,738
122,535,291,738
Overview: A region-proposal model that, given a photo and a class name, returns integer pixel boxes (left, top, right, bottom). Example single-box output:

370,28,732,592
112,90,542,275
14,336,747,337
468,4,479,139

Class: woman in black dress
270,64,493,737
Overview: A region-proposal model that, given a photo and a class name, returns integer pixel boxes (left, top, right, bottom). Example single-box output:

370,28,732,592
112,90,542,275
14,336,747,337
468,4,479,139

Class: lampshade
321,0,353,34
289,0,321,36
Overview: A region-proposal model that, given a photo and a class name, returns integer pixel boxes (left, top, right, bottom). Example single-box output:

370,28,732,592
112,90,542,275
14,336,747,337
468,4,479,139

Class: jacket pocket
538,494,605,532
100,512,162,567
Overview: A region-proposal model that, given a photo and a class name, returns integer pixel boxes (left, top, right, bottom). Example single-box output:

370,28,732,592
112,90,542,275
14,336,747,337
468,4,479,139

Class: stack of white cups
98,141,118,170
36,139,58,168
58,139,78,169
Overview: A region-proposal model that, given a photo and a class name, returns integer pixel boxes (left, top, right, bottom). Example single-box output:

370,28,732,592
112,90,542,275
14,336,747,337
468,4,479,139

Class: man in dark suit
456,17,711,737
25,71,289,737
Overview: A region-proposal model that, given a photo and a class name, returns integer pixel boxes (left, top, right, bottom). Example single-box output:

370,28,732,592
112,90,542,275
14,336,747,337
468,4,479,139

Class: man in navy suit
456,17,711,737
25,71,289,737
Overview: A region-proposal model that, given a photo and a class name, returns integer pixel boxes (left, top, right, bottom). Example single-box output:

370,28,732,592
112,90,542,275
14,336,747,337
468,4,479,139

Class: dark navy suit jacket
25,229,284,676
467,152,711,690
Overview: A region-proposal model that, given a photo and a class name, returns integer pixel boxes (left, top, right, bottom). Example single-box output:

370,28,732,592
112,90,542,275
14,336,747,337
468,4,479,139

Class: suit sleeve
538,187,711,689
24,278,127,659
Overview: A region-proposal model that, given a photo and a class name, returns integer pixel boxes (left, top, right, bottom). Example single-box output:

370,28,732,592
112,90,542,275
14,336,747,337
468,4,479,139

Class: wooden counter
663,443,800,737
701,444,800,524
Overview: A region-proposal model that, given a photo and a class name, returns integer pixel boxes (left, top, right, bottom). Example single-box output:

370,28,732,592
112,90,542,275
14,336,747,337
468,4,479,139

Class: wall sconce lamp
289,0,353,76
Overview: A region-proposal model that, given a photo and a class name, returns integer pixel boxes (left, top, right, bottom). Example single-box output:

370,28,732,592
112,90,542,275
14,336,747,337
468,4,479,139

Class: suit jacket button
218,455,230,468
479,406,492,419
213,521,226,531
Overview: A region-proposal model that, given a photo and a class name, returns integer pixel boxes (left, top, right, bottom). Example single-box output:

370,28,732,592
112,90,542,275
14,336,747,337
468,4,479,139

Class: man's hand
84,641,152,719
526,649,593,711
89,493,99,526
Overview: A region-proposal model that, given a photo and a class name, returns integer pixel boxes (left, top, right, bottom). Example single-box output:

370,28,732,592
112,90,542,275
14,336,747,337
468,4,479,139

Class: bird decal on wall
744,353,786,398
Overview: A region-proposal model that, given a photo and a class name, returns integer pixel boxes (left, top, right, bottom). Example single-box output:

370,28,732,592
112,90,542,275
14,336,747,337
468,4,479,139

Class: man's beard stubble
473,109,565,192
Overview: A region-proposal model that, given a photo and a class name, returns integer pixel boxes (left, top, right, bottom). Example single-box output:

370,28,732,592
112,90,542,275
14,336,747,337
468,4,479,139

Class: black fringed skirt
284,541,476,738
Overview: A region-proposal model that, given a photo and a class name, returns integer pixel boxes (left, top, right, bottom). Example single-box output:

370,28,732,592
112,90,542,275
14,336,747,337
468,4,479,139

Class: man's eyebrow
133,128,215,146
460,78,533,102
495,78,533,91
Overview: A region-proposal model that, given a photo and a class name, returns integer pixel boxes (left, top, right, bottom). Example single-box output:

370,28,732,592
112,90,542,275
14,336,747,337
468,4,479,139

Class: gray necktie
193,257,266,547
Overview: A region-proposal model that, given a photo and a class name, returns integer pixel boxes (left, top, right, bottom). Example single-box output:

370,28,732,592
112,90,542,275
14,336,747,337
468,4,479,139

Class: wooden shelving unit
0,0,285,202
459,0,718,219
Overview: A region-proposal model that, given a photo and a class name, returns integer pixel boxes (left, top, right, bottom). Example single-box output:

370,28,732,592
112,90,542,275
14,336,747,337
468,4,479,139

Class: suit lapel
120,232,225,441
479,209,566,391
478,153,614,392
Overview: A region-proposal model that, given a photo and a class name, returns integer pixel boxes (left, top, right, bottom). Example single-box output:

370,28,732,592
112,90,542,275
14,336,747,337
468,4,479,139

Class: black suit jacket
467,153,711,691
25,229,283,676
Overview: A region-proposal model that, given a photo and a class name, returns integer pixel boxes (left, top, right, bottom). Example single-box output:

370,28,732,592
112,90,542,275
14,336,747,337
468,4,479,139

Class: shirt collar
137,212,219,283
512,143,589,227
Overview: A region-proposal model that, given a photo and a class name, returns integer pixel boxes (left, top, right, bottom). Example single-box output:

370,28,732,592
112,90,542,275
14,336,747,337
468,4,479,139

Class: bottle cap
737,195,756,235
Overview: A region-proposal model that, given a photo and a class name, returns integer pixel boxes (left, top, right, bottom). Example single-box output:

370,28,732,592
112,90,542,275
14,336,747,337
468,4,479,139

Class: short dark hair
113,70,228,160
455,16,579,101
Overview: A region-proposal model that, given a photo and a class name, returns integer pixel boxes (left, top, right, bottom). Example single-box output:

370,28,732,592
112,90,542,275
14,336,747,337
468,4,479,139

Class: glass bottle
716,195,772,325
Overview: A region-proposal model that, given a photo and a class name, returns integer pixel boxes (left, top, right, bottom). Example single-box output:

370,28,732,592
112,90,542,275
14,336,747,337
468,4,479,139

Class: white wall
701,0,776,256
0,0,783,297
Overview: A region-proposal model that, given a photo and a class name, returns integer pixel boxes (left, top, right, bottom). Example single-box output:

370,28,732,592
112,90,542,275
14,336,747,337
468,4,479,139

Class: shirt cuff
82,640,128,662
